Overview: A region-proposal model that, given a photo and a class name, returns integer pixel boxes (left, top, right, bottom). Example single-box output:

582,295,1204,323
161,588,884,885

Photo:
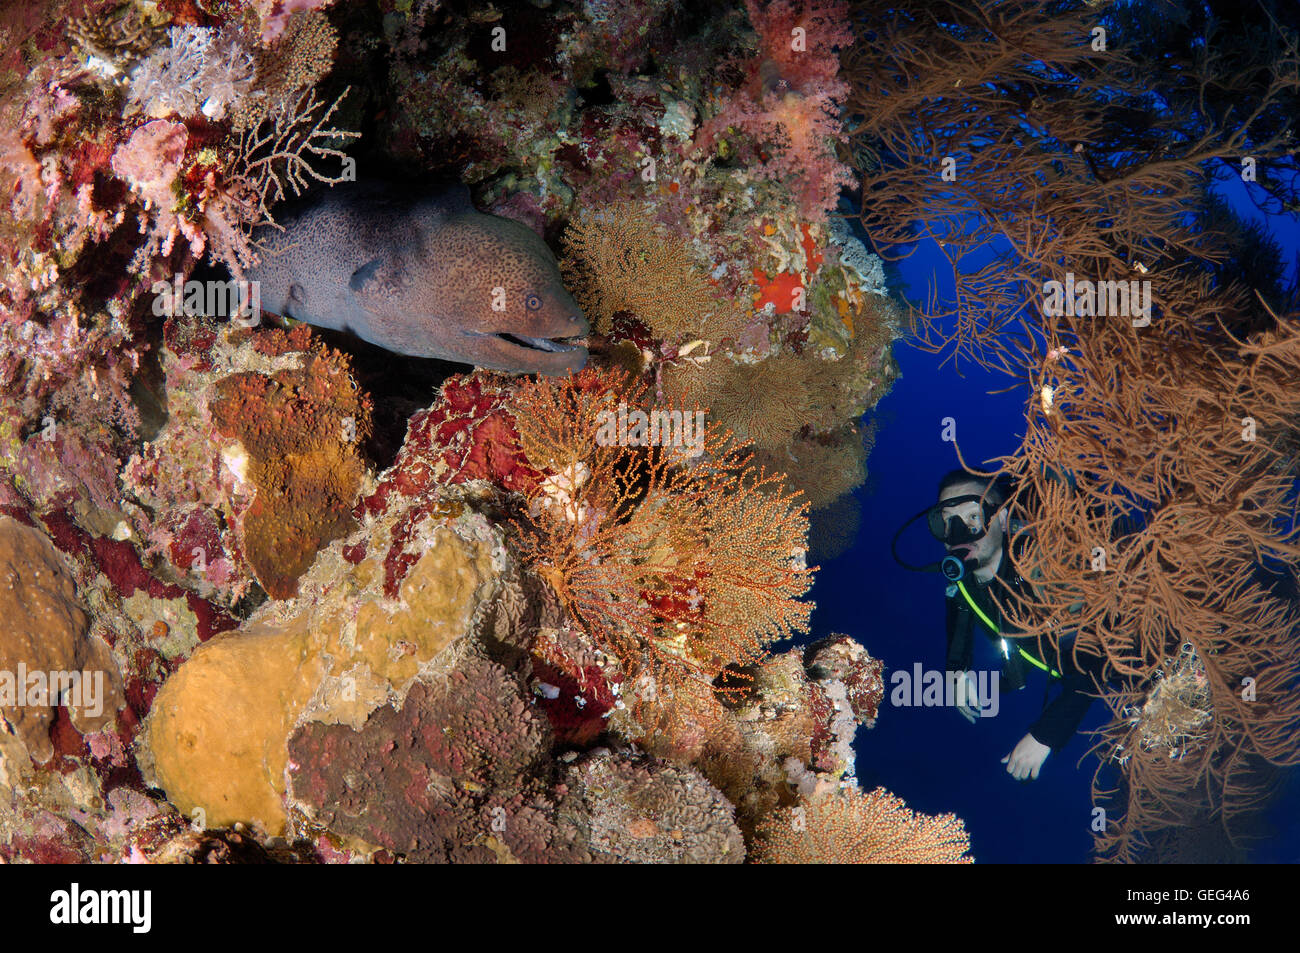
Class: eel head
351,212,589,376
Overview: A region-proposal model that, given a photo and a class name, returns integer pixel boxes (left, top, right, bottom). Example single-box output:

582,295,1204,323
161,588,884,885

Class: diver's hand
955,670,980,724
1002,733,1050,780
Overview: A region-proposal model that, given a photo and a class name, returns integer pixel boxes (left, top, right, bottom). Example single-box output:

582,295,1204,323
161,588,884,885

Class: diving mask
927,494,1000,547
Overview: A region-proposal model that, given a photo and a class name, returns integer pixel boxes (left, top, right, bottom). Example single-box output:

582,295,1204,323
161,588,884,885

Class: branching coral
511,367,814,707
845,0,1300,861
753,785,974,864
68,2,166,79
988,313,1300,862
215,86,359,275
110,118,202,271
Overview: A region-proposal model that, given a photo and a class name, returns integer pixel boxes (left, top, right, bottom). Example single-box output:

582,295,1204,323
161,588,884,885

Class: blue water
814,333,1101,863
810,174,1300,863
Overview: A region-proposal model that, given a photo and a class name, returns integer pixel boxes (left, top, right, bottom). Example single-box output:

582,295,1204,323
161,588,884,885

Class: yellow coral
144,508,500,833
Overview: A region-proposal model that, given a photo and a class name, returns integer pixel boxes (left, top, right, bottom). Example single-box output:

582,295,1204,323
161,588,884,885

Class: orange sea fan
753,785,974,864
511,368,814,703
511,364,631,471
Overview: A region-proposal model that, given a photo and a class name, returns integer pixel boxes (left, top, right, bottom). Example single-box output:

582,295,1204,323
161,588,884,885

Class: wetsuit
944,543,1106,750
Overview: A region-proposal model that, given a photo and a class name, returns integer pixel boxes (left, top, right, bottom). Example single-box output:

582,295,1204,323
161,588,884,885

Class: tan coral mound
143,503,505,834
0,516,122,763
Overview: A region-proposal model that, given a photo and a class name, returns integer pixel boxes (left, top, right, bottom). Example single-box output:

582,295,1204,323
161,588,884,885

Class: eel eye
525,293,542,311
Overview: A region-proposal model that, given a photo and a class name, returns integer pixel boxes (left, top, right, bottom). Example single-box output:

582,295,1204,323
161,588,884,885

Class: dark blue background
806,173,1300,863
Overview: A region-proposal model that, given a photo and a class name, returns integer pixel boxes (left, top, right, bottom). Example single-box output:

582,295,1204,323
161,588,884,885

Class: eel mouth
495,332,587,354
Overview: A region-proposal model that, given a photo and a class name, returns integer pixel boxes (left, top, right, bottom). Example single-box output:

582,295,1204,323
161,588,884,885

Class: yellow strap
956,580,1060,678
955,580,1000,636
1016,646,1060,678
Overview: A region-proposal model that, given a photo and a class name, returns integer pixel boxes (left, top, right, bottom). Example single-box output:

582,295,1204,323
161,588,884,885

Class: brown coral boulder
285,655,566,863
562,752,746,864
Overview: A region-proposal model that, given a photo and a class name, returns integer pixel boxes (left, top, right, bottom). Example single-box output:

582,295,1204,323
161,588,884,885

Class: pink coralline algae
253,0,339,44
33,508,238,742
110,120,195,260
106,109,247,273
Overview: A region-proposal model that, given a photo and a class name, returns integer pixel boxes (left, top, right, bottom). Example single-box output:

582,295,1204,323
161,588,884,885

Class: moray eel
245,182,588,375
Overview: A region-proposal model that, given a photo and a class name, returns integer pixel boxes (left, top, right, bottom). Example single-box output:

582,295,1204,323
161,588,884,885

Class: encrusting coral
207,332,371,599
0,0,926,864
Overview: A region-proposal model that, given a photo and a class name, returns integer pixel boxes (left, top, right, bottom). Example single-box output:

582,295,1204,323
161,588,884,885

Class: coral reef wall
0,0,944,864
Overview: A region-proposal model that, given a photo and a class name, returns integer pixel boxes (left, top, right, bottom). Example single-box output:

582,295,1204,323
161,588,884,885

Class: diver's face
937,483,1005,565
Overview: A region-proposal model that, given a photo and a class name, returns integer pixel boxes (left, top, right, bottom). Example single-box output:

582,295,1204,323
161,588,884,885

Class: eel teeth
497,332,586,353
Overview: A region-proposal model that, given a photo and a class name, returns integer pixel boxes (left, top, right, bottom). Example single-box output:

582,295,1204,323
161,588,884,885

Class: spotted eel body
246,181,589,375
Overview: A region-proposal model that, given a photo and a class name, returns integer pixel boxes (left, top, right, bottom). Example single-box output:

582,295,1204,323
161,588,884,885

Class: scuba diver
893,468,1109,781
